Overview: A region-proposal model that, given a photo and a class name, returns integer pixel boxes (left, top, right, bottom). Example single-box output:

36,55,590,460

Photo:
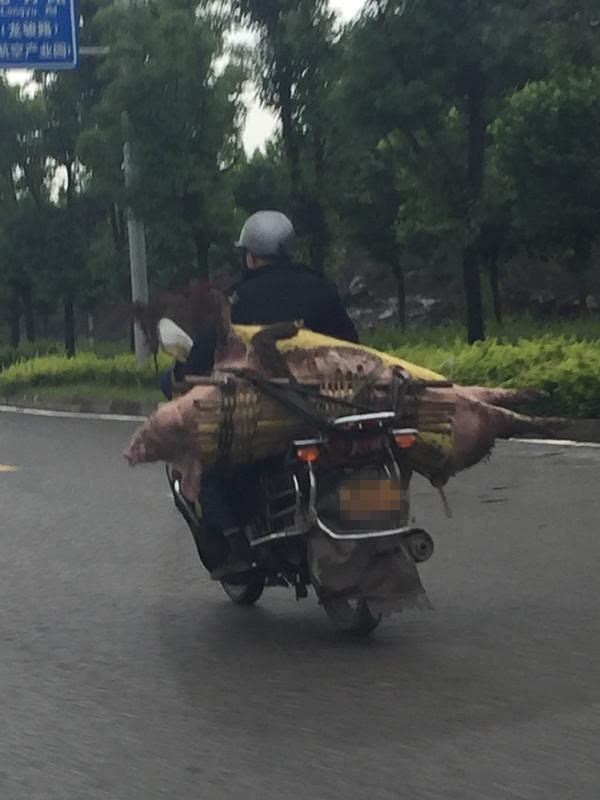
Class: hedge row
1,334,599,417
0,338,133,369
0,352,171,394
365,314,600,351
387,335,600,417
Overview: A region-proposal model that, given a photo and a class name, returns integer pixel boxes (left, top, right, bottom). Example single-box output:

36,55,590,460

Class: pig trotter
461,386,549,410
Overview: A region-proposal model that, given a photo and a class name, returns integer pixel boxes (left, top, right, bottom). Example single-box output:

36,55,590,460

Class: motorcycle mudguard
307,531,432,616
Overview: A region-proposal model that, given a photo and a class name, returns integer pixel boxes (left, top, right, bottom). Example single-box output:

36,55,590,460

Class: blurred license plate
339,479,407,521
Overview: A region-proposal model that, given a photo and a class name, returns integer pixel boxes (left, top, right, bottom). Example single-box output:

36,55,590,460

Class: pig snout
123,433,147,466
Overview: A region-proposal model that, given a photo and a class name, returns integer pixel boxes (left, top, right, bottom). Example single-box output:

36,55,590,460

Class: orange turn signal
394,432,417,449
297,446,320,462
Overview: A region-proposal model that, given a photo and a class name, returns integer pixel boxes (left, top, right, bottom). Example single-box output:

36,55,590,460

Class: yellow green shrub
388,335,600,417
0,352,172,395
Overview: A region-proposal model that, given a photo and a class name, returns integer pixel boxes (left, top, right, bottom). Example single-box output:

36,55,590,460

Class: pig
124,286,564,501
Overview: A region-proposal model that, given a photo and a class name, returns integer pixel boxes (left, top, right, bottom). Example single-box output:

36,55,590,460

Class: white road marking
0,404,146,423
510,438,600,449
0,464,20,472
1,404,599,449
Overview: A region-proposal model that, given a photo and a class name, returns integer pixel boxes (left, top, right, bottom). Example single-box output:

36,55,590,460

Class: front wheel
221,576,265,606
319,595,382,636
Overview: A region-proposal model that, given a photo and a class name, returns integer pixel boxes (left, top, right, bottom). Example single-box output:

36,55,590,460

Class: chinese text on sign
0,0,78,69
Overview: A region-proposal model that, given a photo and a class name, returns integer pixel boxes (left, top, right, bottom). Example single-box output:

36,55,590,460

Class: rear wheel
319,595,382,636
221,576,265,606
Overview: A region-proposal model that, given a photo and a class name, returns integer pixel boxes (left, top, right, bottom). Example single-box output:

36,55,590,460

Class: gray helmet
235,210,296,258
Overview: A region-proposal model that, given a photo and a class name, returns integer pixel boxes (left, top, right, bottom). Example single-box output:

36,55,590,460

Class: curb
539,419,600,444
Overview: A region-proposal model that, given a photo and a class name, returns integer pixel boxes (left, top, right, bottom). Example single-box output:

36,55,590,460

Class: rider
177,210,358,379
166,210,359,575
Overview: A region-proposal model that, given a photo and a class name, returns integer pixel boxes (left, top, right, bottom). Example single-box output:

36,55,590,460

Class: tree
233,140,292,219
338,0,599,341
329,131,411,326
37,58,103,356
83,0,247,288
0,80,49,346
0,79,26,347
233,0,338,270
493,70,600,313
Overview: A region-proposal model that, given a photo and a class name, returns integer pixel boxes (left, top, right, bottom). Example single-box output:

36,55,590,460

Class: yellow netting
234,325,446,383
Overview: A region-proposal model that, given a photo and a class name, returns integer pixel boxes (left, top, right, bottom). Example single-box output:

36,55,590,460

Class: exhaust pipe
405,529,435,563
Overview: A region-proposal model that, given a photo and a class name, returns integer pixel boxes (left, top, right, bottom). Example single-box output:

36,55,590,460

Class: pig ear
131,300,161,355
188,281,232,344
216,296,232,343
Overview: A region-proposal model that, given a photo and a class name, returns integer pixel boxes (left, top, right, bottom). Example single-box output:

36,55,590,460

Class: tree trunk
194,231,211,280
307,197,329,274
276,66,302,196
489,257,502,325
9,286,21,349
64,295,76,358
110,203,126,255
463,243,484,344
307,133,330,274
463,62,486,343
275,59,309,251
393,259,406,330
575,271,588,316
22,283,36,342
570,247,590,317
87,312,95,350
110,204,129,295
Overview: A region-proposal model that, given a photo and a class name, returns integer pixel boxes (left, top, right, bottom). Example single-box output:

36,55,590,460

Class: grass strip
0,352,172,395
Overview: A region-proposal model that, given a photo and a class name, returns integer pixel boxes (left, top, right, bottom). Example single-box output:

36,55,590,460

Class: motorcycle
160,319,436,636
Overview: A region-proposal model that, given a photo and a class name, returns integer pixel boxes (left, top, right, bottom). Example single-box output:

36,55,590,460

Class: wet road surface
2,410,599,799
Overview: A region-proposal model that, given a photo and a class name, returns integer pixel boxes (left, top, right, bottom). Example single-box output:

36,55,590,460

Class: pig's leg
460,386,547,410
449,394,564,474
249,321,302,378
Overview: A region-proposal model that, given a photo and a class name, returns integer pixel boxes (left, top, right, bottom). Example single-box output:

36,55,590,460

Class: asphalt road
2,409,599,800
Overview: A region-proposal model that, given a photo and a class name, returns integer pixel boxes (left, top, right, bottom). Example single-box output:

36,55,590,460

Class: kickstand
438,486,453,519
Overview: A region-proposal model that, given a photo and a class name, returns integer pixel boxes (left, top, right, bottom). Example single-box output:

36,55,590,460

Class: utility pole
122,112,150,367
116,0,150,367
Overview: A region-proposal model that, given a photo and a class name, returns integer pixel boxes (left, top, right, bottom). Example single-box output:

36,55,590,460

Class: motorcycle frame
168,415,419,549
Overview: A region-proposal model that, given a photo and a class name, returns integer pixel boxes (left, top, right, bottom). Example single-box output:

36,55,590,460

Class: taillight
297,445,320,462
393,429,418,449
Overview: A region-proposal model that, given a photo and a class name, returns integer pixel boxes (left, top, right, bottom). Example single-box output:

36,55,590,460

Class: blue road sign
0,0,78,70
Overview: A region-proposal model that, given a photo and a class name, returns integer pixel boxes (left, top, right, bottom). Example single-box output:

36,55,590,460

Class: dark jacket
227,262,359,343
177,261,358,379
